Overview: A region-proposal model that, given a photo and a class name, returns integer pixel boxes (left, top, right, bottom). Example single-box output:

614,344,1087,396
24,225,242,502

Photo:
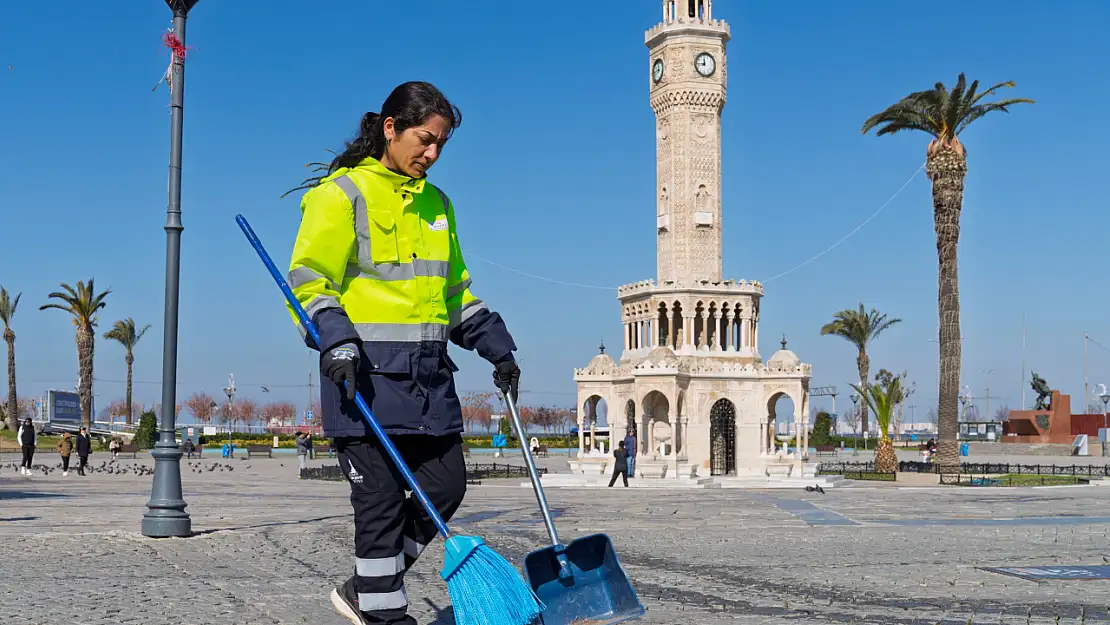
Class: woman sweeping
286,81,521,625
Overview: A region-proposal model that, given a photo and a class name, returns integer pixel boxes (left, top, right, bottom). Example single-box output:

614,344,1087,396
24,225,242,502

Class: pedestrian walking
57,431,74,476
623,427,637,478
109,438,120,459
286,81,521,625
17,417,36,475
295,431,310,474
608,440,630,487
75,427,92,476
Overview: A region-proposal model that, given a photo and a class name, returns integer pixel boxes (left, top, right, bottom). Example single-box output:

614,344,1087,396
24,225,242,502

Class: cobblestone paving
2,455,1109,624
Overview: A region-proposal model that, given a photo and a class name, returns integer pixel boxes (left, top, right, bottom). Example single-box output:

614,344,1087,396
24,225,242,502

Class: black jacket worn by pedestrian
76,434,92,456
613,448,629,472
17,424,35,446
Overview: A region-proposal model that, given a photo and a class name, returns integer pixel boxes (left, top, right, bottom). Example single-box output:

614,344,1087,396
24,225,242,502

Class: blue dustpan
504,395,645,625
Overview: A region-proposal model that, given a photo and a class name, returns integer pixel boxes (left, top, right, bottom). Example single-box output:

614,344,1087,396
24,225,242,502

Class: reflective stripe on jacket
288,156,516,437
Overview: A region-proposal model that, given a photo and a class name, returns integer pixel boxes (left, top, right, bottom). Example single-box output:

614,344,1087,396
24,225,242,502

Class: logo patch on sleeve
428,216,448,231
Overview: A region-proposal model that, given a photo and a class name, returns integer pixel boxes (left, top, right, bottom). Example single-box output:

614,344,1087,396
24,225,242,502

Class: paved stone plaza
2,453,1109,624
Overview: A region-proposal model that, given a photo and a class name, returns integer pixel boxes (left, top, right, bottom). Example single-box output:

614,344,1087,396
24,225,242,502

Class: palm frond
0,287,20,326
955,98,1036,135
40,280,111,327
103,318,151,351
864,73,1032,144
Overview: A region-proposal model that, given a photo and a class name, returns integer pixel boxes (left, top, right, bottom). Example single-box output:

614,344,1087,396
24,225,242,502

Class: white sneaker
63,471,69,476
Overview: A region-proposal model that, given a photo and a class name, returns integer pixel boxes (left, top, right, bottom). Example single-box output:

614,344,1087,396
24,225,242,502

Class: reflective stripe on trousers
358,585,409,611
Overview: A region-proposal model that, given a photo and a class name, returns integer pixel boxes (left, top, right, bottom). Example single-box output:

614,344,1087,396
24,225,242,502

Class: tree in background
852,374,903,473
993,405,1010,421
0,287,22,431
863,73,1033,468
875,369,913,437
820,304,901,437
103,318,151,426
134,409,158,449
235,398,259,428
264,401,297,427
810,411,833,447
39,279,111,430
184,392,216,424
461,391,495,433
925,406,939,433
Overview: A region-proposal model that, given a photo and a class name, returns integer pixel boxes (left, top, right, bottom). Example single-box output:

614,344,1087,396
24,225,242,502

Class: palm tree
852,373,903,474
0,287,21,430
862,73,1033,467
104,318,151,426
820,304,901,437
40,280,111,430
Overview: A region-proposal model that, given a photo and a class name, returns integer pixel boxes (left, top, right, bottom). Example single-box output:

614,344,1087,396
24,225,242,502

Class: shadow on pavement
189,513,352,536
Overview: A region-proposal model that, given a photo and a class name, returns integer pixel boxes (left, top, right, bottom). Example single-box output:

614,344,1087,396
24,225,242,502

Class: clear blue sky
2,1,1107,422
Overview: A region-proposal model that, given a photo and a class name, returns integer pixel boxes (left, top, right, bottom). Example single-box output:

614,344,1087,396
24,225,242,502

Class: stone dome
584,352,617,375
767,336,800,370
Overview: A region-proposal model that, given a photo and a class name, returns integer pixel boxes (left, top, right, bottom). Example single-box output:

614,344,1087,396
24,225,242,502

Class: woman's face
383,114,452,178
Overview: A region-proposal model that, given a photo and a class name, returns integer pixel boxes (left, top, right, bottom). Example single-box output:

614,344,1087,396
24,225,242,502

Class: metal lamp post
1100,391,1109,457
224,375,236,455
143,0,200,538
850,393,860,457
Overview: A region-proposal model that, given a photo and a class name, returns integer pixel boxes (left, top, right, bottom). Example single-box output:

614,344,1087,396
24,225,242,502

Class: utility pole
982,368,994,420
1085,333,1090,413
144,0,200,539
1020,312,1026,410
307,362,313,426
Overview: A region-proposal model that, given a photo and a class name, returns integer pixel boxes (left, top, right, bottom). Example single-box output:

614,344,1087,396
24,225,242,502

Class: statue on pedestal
1030,371,1052,410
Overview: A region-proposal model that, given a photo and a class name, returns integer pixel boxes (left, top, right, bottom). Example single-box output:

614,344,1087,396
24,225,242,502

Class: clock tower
647,0,729,285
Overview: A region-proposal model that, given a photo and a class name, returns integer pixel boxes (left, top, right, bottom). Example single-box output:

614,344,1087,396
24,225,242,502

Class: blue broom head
441,535,544,625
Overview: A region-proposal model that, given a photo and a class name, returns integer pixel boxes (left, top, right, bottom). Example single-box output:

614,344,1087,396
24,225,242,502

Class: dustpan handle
235,214,451,540
504,393,560,547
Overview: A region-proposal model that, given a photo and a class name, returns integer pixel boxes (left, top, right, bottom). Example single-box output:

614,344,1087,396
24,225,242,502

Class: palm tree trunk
125,353,134,426
77,327,95,430
927,144,967,470
4,331,17,431
857,351,870,436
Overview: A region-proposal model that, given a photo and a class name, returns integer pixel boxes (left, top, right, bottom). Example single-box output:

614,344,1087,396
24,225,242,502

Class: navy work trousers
337,434,466,625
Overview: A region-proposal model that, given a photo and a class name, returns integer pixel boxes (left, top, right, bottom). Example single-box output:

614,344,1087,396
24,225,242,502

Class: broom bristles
444,542,544,625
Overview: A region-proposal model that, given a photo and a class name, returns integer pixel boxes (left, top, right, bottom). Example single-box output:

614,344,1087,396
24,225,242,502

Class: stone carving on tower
649,0,727,284
566,0,816,487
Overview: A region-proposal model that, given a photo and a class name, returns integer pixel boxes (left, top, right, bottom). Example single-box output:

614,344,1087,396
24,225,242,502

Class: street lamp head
850,393,859,404
166,0,200,15
1101,393,1110,406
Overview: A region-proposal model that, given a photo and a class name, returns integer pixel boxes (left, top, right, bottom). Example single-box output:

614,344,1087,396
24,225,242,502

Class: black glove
493,359,520,403
322,343,360,401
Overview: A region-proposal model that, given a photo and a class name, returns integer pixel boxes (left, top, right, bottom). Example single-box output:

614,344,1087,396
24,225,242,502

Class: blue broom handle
235,214,450,539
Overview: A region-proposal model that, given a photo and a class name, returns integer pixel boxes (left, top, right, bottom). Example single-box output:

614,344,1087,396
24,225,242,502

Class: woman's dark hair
283,81,461,197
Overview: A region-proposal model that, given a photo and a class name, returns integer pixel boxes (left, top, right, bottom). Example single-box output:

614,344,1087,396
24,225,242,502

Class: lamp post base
142,442,191,537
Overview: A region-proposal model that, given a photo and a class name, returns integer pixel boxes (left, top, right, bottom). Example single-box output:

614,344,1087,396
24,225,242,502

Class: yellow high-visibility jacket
288,156,515,436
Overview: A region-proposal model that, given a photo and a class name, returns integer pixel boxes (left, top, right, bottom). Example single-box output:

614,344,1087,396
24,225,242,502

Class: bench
533,445,549,458
246,444,273,458
815,445,838,457
312,444,333,458
115,444,139,458
180,445,203,458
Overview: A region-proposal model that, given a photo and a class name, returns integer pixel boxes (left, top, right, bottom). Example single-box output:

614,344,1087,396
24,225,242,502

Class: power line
468,163,925,289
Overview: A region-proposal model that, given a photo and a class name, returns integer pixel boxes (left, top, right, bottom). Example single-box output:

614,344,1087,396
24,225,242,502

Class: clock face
652,58,664,83
695,52,716,77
